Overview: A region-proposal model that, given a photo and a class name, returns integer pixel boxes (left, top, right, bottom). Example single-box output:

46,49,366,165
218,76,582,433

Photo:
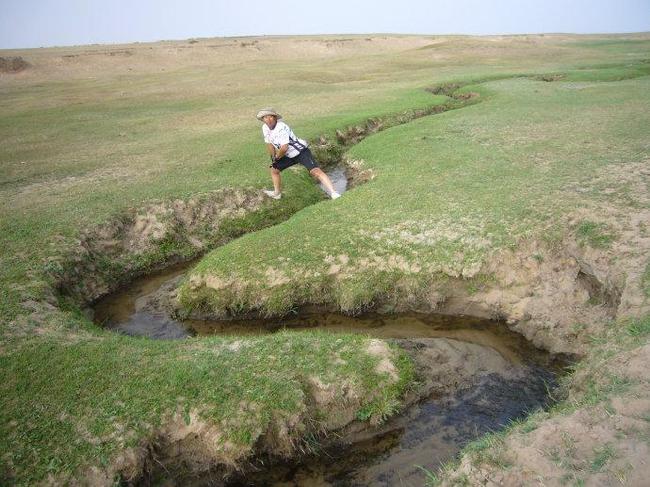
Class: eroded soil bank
93,264,566,486
222,356,555,487
141,332,562,486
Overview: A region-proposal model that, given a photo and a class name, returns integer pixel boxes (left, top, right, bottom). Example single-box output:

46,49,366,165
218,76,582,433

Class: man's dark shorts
271,148,319,172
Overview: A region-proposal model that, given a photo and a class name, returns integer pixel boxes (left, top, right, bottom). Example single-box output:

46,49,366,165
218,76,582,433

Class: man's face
262,115,277,129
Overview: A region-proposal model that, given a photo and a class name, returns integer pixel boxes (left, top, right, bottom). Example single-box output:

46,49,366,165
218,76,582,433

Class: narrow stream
319,165,348,195
228,363,555,487
93,260,548,366
93,248,565,486
90,163,566,487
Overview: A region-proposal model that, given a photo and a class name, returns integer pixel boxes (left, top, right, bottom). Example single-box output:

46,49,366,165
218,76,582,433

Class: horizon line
2,30,649,51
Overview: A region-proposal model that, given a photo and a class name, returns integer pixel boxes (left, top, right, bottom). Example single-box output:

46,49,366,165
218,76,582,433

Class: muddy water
94,256,564,487
94,266,543,368
93,260,193,339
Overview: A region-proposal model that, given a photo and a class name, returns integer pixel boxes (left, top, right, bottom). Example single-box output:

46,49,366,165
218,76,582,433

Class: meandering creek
89,165,567,486
93,242,566,486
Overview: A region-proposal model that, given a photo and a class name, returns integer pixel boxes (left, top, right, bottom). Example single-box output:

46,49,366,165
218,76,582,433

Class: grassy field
1,33,650,484
178,71,650,316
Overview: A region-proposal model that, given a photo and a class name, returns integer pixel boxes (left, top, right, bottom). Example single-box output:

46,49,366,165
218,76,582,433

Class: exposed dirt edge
83,337,534,485
414,236,629,357
76,340,413,485
46,187,272,306
176,228,636,358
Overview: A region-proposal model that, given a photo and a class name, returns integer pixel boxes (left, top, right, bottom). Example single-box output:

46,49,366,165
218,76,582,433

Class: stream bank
93,258,568,486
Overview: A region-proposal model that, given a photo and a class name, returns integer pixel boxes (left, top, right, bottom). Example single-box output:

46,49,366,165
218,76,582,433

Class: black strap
288,135,306,153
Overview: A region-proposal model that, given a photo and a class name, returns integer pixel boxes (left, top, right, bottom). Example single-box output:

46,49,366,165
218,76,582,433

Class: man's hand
275,144,289,160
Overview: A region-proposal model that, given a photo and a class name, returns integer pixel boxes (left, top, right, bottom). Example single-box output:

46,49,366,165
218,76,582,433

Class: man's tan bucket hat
256,107,282,121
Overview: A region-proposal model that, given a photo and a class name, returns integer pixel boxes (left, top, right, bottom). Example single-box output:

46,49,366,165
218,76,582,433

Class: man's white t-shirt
262,120,309,159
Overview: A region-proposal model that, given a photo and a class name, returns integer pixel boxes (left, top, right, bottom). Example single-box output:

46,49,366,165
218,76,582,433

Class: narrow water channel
226,362,555,487
93,251,565,486
93,260,548,366
92,171,564,486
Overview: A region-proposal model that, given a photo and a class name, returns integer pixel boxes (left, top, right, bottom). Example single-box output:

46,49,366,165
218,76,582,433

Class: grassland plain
1,34,650,484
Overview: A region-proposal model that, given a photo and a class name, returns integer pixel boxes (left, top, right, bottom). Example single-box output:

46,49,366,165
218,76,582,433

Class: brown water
225,367,555,487
94,263,540,366
94,255,565,487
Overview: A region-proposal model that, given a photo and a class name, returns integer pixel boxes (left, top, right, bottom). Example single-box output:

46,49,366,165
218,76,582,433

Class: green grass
627,315,650,338
550,317,650,416
355,343,415,422
0,330,405,483
576,220,616,249
179,67,650,316
463,431,511,468
590,443,616,472
2,34,650,483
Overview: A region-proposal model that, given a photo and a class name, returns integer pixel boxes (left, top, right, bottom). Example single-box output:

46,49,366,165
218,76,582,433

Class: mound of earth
0,56,30,73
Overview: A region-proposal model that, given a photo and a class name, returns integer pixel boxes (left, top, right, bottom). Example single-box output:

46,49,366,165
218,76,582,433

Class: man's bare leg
310,168,339,197
271,167,282,194
263,167,282,199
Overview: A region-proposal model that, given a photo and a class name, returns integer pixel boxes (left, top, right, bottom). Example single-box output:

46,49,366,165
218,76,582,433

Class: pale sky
1,0,649,49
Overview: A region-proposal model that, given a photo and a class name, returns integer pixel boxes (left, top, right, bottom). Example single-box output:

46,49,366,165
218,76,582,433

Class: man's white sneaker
330,191,341,200
263,189,281,200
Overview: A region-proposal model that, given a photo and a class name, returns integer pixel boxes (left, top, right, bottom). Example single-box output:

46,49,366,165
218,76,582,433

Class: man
256,108,341,200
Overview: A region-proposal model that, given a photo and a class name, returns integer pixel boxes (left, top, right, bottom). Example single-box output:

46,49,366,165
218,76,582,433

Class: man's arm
266,143,276,161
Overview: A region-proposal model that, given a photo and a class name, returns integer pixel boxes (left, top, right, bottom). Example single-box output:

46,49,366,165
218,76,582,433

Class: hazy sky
1,0,649,49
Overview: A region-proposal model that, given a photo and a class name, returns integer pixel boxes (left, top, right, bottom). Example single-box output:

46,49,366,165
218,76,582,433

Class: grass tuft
590,443,616,472
626,315,650,339
576,220,616,249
